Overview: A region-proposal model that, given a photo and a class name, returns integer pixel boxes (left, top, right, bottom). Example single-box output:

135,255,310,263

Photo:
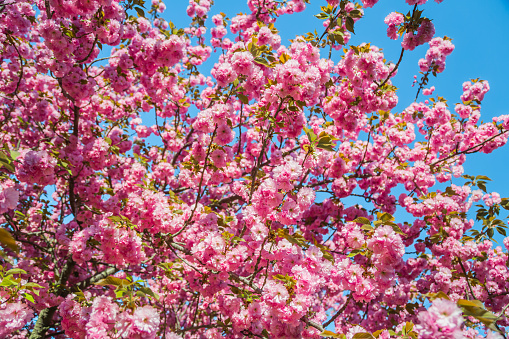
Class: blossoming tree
1,0,509,337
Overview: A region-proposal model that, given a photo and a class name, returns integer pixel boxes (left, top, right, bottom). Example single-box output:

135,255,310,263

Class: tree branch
72,266,118,292
323,294,352,328
29,256,75,339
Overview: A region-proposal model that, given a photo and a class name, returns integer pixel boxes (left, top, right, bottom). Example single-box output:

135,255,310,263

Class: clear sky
165,0,509,188
160,0,509,236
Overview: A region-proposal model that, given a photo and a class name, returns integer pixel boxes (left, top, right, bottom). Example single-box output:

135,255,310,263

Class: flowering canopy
1,0,509,338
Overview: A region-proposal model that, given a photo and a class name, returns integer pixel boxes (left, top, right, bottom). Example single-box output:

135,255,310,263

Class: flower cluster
418,37,455,74
0,302,33,337
415,298,463,338
16,150,56,186
0,182,18,214
402,19,435,51
59,296,160,339
1,0,509,338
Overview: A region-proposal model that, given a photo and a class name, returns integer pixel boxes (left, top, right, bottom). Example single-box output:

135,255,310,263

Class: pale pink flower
132,306,160,336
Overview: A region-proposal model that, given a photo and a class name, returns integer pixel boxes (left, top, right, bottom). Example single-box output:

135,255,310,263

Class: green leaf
23,282,44,289
95,276,125,287
404,322,414,334
425,291,450,300
352,333,374,339
478,181,487,193
320,5,332,13
0,228,18,253
9,150,20,160
24,293,35,303
320,330,342,338
457,299,484,308
6,268,27,275
279,53,290,64
487,228,494,238
303,127,318,143
0,276,17,287
390,224,406,236
361,224,374,231
315,13,329,20
353,217,371,225
458,302,499,331
345,17,355,34
501,198,509,210
139,286,160,300
316,135,335,151
349,9,362,18
0,152,15,173
135,6,145,17
347,249,364,258
237,93,249,104
231,236,246,243
253,57,272,67
321,249,335,264
379,212,395,222
445,187,458,196
108,215,122,223
115,289,126,298
249,42,260,57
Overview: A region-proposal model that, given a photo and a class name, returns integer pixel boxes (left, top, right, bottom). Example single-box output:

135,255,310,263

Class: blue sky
159,0,509,228
164,0,509,191
78,1,509,330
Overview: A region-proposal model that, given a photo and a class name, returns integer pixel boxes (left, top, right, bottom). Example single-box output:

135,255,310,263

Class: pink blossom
415,298,464,338
16,150,56,186
0,302,34,337
0,186,19,213
132,306,160,337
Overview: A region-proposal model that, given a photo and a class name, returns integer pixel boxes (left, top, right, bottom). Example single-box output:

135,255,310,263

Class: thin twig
323,294,352,328
173,126,217,238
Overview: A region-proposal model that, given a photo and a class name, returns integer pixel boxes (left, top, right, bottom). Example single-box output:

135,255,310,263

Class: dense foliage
1,0,509,338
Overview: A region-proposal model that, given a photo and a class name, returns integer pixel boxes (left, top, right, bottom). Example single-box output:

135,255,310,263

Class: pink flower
362,0,379,8
257,26,274,46
346,228,365,249
231,51,254,76
0,302,34,337
265,281,289,304
212,62,237,87
384,12,405,40
486,331,504,339
132,306,160,337
406,0,428,4
483,192,501,207
86,296,119,337
415,298,463,339
0,186,19,213
297,187,315,209
384,12,404,26
252,178,283,217
215,123,235,146
16,150,56,186
422,86,435,95
210,149,227,168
